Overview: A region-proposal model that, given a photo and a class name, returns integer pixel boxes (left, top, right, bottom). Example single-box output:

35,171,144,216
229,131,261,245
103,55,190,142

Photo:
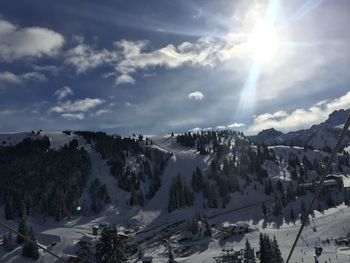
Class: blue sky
0,0,350,135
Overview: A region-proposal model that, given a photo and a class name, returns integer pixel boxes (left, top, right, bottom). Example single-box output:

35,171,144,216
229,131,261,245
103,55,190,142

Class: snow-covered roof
343,177,350,188
324,179,338,186
326,174,345,179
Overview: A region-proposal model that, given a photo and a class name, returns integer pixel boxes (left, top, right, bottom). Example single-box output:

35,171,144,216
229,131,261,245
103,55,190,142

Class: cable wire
286,112,350,263
0,220,66,262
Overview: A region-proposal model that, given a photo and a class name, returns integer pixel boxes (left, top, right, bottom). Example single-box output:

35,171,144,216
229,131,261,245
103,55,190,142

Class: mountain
251,108,350,150
250,128,284,144
1,127,350,262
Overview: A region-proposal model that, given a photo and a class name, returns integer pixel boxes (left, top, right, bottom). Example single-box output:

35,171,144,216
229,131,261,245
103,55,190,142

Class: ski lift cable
286,112,350,263
0,220,66,262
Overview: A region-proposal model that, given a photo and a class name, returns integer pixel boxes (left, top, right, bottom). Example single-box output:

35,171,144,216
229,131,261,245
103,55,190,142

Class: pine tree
259,233,266,263
243,239,256,263
262,202,267,217
300,199,307,221
95,226,127,263
272,236,283,263
5,231,14,251
272,195,282,217
290,206,295,221
17,219,28,244
4,198,14,220
22,227,39,260
168,243,176,263
2,232,14,251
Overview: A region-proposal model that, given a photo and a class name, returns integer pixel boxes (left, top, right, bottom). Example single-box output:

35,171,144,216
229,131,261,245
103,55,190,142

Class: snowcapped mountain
1,128,350,263
251,108,350,150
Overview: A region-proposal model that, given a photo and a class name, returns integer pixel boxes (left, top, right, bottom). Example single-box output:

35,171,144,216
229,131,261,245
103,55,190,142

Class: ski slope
0,132,350,263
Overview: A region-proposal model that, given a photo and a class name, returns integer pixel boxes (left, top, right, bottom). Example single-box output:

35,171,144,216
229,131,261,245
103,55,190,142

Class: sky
0,0,350,135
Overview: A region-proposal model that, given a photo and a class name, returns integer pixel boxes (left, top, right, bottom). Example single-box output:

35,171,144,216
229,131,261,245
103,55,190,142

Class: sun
247,24,280,62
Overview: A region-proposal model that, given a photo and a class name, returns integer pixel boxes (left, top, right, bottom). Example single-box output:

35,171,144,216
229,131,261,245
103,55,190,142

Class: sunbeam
237,0,280,115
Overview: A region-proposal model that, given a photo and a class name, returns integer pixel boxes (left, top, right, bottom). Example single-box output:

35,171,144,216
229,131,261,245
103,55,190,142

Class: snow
1,132,350,263
0,132,42,147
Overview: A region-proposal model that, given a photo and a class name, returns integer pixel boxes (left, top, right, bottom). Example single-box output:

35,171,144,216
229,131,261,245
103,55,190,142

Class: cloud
227,122,245,128
21,72,47,82
0,109,16,115
0,71,46,85
50,98,104,113
0,71,22,84
114,37,243,85
0,19,64,61
61,113,85,120
54,86,74,100
66,37,245,85
65,42,118,73
188,91,204,100
249,91,350,133
32,65,60,75
116,74,135,85
216,125,226,130
94,109,113,116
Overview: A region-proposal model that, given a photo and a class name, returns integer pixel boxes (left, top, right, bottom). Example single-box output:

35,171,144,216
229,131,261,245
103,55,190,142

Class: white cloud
65,37,245,85
94,109,113,116
114,37,243,85
125,102,133,107
0,71,47,85
216,125,226,130
0,19,64,61
65,42,118,73
54,86,74,100
0,71,22,84
249,91,350,133
50,98,104,113
188,91,204,100
32,65,60,75
227,122,245,128
116,74,135,85
21,72,47,82
61,113,85,120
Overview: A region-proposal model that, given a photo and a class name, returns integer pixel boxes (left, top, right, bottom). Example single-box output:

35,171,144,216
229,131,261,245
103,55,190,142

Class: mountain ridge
250,108,350,150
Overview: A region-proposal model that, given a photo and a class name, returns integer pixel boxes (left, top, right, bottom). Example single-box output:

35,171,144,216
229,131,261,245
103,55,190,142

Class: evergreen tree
276,179,284,193
4,198,14,220
272,236,283,263
243,239,256,263
259,233,267,263
300,199,307,221
168,243,176,263
272,195,282,217
261,202,267,217
95,226,127,263
17,219,28,244
168,174,194,212
290,206,295,222
22,227,39,260
3,231,14,251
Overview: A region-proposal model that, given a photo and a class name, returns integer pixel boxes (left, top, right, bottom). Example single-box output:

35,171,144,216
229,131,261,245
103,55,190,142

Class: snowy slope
1,131,350,263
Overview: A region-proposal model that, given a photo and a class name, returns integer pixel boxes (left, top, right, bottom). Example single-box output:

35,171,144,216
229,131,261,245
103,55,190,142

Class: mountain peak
323,108,350,127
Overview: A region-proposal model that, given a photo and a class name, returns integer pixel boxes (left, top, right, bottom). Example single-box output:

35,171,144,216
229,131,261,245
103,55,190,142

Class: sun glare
247,24,280,62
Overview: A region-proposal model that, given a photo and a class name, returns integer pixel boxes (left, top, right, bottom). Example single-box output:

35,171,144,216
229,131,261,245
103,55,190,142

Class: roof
326,174,345,179
323,179,338,186
343,177,350,188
